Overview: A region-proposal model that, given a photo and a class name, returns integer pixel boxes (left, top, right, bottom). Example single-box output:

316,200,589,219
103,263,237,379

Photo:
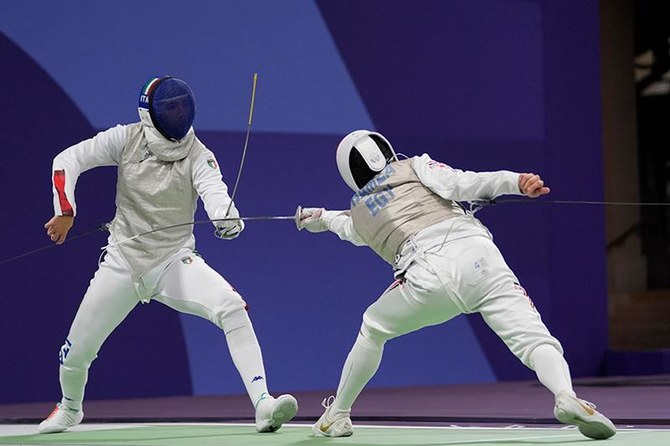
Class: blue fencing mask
138,76,196,141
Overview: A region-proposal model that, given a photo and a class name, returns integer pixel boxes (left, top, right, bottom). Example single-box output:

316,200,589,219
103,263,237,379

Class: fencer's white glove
214,207,245,240
296,207,329,232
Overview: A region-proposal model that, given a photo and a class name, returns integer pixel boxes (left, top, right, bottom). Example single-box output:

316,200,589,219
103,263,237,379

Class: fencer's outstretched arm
192,149,244,239
297,208,367,246
46,125,126,244
411,154,550,201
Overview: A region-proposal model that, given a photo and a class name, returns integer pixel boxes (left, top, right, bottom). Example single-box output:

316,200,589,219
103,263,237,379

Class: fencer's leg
477,281,615,439
222,309,297,432
40,256,138,433
332,279,459,414
532,344,615,438
157,298,272,403
312,321,385,438
155,252,297,432
314,278,461,437
155,255,269,403
58,270,137,410
476,283,574,392
331,323,386,414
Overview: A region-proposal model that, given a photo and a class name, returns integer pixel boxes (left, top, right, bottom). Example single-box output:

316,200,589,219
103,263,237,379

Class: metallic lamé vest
109,123,206,280
350,159,465,264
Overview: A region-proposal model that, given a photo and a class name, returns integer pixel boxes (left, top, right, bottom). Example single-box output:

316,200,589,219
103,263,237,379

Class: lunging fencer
40,76,297,434
297,130,616,440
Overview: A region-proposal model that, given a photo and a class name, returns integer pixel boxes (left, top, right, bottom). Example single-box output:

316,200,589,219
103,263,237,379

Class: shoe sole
312,426,354,438
38,414,84,434
575,418,616,440
258,395,298,433
555,409,616,440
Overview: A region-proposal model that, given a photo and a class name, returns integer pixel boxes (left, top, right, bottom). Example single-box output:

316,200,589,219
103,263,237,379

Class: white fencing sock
332,332,384,415
530,344,576,397
225,321,269,406
59,365,86,411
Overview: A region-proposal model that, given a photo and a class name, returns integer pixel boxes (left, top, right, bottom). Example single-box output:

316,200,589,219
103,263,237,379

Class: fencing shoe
38,403,83,434
254,393,298,433
312,396,354,437
554,392,616,439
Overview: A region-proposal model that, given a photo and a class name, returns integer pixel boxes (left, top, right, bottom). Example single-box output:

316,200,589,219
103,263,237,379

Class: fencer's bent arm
411,154,522,201
323,210,367,246
192,150,240,226
51,125,126,216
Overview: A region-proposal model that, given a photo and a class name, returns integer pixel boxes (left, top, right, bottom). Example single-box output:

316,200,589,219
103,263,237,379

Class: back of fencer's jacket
110,123,206,281
350,158,465,264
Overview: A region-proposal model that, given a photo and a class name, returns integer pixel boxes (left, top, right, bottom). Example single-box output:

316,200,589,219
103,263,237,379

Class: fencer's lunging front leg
220,308,298,433
331,322,387,414
221,309,269,406
313,321,387,438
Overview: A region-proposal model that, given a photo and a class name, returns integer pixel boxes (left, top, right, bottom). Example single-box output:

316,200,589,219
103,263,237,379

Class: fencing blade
0,224,110,267
108,206,301,248
1,208,300,266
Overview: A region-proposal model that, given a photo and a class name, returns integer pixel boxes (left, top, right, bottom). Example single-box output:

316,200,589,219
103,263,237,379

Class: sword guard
294,205,302,230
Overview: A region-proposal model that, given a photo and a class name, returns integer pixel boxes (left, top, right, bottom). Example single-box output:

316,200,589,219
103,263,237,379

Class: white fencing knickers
330,231,564,414
57,244,254,410
364,233,563,364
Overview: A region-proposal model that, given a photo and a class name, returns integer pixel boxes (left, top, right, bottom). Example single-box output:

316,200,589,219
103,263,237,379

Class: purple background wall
0,0,606,404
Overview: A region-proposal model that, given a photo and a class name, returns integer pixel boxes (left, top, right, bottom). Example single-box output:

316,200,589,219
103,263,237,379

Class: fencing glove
214,207,245,240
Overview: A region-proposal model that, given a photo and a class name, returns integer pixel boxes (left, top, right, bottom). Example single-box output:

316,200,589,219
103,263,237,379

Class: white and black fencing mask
138,76,195,141
336,130,398,191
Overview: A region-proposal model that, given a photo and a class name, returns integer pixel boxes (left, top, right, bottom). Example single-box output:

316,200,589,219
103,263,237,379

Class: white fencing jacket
51,123,238,280
321,154,524,269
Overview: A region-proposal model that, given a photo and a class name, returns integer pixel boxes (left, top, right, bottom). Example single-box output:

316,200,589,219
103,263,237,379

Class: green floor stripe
0,424,667,446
